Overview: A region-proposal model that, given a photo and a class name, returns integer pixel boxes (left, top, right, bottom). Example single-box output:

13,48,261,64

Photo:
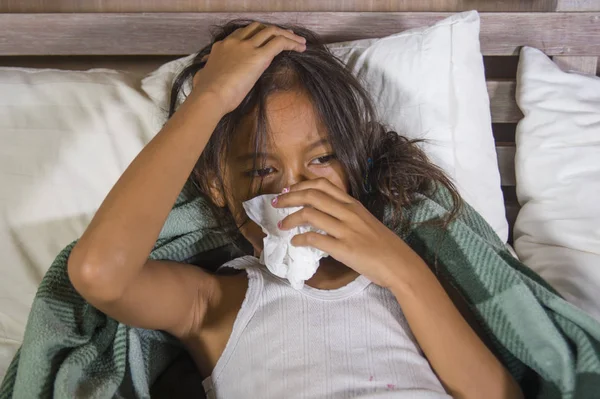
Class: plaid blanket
2,188,600,398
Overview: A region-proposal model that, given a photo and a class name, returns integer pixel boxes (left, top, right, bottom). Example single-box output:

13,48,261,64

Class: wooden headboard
1,11,599,240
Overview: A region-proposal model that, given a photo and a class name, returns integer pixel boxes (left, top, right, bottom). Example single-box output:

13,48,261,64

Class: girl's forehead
231,90,330,155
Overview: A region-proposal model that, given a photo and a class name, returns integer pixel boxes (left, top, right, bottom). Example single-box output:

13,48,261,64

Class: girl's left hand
273,178,416,288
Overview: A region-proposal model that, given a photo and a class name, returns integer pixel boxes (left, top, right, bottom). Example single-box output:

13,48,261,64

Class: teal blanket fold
2,188,600,398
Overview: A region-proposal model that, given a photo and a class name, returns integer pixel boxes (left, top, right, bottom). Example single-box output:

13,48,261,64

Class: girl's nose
280,167,313,191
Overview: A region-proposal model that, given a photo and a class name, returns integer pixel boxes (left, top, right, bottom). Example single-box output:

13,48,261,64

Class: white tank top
202,256,450,399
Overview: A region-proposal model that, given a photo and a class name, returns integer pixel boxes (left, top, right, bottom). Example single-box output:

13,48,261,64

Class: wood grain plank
553,56,599,74
496,145,516,187
479,13,600,56
487,81,522,123
556,0,600,11
0,0,559,13
1,12,599,56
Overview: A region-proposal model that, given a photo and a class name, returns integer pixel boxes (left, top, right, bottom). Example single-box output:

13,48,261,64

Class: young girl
68,21,522,398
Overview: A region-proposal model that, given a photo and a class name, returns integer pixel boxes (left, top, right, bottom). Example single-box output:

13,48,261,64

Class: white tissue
242,194,328,289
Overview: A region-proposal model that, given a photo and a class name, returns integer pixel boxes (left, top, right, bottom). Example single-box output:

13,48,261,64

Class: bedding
0,67,157,380
142,10,509,243
513,46,600,321
3,185,600,398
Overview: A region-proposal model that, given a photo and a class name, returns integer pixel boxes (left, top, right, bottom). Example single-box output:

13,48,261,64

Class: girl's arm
68,91,224,337
274,178,523,399
68,23,307,338
387,246,524,399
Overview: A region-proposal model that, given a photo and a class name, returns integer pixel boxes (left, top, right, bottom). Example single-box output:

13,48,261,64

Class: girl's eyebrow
305,138,329,152
235,152,274,162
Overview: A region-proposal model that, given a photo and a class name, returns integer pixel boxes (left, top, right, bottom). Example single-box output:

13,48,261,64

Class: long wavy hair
167,20,462,251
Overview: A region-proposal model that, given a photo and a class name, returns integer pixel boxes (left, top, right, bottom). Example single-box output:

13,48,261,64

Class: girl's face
217,89,349,255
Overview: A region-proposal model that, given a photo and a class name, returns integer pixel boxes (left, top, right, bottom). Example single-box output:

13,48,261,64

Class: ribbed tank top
202,255,450,399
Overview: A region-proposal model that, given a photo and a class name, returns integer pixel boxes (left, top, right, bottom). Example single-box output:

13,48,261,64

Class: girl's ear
207,175,227,208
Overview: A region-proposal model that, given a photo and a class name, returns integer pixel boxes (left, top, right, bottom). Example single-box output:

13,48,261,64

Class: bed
1,7,600,394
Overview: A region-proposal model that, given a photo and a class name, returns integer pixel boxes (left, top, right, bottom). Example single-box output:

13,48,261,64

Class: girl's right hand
192,22,307,115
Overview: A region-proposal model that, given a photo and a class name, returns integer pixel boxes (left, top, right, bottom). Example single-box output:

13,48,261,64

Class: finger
231,21,264,40
279,207,345,238
250,25,306,47
291,231,342,255
261,35,307,58
287,178,354,205
274,187,353,222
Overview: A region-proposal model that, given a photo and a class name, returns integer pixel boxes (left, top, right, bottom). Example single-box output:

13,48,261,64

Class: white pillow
142,11,509,242
0,67,157,379
514,46,600,321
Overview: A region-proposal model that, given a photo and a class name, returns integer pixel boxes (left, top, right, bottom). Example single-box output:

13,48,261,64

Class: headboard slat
557,0,600,12
553,56,599,75
486,81,522,123
0,12,599,56
496,146,516,187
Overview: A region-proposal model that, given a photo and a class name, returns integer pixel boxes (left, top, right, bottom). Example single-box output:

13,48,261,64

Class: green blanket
2,188,600,398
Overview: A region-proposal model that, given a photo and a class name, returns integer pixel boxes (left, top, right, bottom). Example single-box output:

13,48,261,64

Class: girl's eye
247,167,275,178
311,154,336,165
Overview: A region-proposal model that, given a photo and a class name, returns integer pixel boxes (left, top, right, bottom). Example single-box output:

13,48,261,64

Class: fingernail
277,221,283,229
282,187,289,193
271,196,278,206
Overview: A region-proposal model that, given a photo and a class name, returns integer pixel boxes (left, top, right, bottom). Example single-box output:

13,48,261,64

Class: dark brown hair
167,20,462,250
